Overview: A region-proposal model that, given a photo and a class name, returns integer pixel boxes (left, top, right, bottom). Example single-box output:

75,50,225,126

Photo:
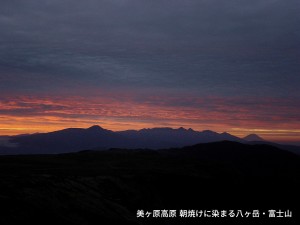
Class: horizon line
1,124,300,144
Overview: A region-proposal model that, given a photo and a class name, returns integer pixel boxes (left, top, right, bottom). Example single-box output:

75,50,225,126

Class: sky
0,0,299,142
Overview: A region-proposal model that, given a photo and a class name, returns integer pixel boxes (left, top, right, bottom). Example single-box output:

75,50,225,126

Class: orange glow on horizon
1,118,299,142
0,95,299,142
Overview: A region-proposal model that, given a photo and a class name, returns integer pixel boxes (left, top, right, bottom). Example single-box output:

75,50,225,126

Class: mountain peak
244,134,265,142
87,125,104,131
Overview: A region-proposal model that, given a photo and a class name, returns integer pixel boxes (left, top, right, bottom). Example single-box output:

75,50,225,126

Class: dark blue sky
0,0,299,141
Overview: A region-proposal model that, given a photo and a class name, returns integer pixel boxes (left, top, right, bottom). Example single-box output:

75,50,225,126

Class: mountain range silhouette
0,125,299,155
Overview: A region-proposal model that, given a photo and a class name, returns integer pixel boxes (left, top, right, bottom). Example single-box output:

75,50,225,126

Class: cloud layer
0,0,299,141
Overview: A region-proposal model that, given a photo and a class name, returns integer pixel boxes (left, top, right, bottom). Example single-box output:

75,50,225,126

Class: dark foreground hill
0,141,299,225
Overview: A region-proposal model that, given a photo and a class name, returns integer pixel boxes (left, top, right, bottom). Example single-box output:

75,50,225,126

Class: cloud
0,1,299,141
1,94,299,130
0,0,299,97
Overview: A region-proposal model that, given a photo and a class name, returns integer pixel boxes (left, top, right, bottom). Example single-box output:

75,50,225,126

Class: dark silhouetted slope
2,126,127,154
0,141,299,225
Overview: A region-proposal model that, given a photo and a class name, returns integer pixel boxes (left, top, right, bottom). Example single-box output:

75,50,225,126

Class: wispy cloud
1,94,299,141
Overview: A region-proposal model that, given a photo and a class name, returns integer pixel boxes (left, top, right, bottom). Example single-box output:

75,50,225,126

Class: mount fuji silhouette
244,134,266,142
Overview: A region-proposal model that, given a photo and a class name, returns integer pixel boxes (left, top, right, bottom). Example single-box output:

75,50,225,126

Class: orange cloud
0,94,299,142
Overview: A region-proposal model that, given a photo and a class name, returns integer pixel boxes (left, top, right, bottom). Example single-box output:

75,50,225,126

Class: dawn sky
0,0,299,142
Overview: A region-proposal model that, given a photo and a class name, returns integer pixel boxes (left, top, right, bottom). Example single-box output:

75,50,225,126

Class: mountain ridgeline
0,125,299,155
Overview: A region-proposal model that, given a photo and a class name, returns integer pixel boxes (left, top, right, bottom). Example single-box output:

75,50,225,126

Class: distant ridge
0,125,299,155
